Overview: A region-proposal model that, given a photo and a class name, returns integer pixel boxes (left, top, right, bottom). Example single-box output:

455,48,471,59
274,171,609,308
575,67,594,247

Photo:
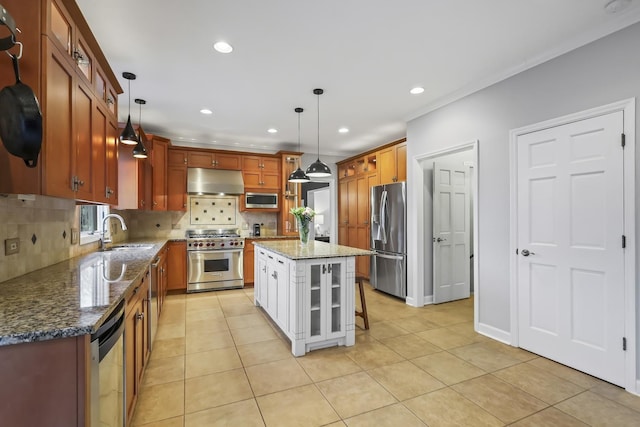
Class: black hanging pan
0,5,42,167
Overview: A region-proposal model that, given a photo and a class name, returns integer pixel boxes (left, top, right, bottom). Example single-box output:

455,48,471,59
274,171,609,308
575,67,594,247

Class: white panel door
433,162,471,304
517,111,625,386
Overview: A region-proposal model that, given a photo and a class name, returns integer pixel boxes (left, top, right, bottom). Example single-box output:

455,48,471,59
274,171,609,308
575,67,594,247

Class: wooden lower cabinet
0,335,91,426
125,273,150,423
244,239,256,285
167,241,187,291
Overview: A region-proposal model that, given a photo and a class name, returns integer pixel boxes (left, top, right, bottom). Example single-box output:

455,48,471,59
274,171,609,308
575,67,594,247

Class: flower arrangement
290,206,315,244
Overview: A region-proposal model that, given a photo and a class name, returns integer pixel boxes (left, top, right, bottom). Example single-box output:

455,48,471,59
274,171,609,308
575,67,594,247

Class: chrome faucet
101,213,128,250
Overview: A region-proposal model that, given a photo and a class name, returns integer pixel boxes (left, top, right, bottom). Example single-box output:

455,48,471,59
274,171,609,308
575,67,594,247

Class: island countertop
253,239,373,260
0,239,167,346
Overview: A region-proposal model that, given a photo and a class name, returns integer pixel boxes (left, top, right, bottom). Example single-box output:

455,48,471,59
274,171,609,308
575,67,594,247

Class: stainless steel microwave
245,192,278,209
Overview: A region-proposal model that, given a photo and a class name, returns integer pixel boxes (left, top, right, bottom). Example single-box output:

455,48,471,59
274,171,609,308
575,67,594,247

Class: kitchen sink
103,244,155,251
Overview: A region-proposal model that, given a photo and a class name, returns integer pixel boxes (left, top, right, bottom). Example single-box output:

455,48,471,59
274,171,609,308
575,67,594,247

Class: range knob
221,243,225,247
199,242,204,247
211,242,215,247
206,243,211,247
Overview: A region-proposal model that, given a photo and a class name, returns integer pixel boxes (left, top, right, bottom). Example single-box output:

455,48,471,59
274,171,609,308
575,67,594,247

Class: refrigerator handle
380,189,388,245
375,252,404,261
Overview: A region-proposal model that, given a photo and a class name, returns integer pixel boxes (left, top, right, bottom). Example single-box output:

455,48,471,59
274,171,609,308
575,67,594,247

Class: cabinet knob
136,312,144,320
184,158,187,164
153,201,158,206
183,203,187,207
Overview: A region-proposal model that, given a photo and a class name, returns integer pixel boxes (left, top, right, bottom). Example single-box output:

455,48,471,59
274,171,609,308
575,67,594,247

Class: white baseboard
477,322,511,345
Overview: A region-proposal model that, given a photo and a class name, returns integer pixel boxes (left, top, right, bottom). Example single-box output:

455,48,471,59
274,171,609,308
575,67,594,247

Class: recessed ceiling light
178,137,184,140
234,142,240,145
410,87,425,95
267,128,278,133
605,0,631,13
200,109,213,115
213,41,233,53
338,127,349,134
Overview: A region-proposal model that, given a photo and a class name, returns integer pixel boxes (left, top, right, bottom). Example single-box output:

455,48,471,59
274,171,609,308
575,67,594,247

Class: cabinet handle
72,50,85,64
322,265,326,274
153,201,158,206
106,97,114,105
184,158,187,164
136,312,144,320
271,271,278,279
183,203,187,207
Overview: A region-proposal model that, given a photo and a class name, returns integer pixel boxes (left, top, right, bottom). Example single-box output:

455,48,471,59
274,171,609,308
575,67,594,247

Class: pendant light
288,107,310,183
132,98,148,158
305,88,332,177
120,72,138,145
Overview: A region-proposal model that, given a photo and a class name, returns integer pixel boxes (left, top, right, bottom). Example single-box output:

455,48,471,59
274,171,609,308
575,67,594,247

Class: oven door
187,249,244,291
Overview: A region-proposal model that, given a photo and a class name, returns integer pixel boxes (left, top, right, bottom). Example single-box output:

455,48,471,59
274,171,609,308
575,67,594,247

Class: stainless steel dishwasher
90,299,125,427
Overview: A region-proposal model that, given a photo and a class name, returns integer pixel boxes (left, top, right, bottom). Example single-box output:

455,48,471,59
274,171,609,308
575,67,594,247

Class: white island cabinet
253,240,372,356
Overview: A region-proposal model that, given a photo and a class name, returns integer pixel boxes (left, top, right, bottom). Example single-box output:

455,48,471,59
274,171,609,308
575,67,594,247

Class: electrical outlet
71,228,79,244
5,238,19,255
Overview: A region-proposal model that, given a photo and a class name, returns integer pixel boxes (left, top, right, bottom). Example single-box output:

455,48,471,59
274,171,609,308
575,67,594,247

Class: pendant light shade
306,88,332,177
288,107,310,183
132,98,147,159
120,72,138,145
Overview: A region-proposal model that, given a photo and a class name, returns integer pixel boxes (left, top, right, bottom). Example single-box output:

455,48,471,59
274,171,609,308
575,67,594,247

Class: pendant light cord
128,79,131,118
316,92,320,159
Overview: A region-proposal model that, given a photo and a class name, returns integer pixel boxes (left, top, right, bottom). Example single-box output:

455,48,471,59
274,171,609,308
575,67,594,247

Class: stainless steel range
186,229,245,292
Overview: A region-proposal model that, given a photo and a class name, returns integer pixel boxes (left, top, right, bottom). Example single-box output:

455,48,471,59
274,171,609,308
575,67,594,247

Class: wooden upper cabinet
378,141,406,184
168,149,188,166
0,0,122,201
188,151,215,168
242,155,280,190
215,152,242,170
187,150,241,170
150,135,170,210
167,165,187,211
278,152,303,236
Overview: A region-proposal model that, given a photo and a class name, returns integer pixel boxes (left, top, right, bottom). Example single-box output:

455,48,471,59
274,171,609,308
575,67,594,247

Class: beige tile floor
132,283,640,426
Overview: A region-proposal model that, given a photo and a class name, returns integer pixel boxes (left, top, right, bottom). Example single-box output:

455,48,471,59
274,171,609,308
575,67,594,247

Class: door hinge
622,235,626,249
621,133,626,148
623,337,627,351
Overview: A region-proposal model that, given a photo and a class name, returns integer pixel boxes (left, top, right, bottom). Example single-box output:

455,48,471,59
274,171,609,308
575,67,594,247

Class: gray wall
407,22,640,376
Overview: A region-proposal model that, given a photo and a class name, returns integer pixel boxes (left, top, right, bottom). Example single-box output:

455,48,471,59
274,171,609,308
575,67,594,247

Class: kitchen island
253,240,372,356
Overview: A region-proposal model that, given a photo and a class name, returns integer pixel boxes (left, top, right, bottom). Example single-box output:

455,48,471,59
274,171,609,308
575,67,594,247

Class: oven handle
189,249,244,254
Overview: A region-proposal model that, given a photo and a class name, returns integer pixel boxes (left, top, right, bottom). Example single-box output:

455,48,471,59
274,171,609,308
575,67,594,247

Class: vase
298,218,310,244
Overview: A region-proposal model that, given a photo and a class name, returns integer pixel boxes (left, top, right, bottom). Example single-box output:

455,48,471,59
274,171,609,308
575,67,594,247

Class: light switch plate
71,228,79,244
5,238,19,255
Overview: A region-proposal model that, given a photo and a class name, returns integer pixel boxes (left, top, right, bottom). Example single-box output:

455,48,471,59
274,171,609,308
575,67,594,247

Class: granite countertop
0,239,167,346
245,235,298,240
253,240,373,260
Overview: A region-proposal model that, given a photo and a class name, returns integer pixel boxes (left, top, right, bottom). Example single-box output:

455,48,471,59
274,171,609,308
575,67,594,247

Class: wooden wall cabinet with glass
242,155,281,190
167,241,187,291
0,0,122,201
278,152,303,236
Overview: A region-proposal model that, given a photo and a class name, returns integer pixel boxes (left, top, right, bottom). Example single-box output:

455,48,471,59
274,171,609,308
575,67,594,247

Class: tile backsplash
126,195,278,239
0,194,129,282
0,193,277,283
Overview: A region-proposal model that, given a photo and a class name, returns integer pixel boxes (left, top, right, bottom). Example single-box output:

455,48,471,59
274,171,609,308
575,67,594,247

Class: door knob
436,237,447,242
521,249,535,256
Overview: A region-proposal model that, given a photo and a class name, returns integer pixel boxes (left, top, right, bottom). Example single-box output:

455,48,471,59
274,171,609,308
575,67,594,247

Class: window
79,205,110,245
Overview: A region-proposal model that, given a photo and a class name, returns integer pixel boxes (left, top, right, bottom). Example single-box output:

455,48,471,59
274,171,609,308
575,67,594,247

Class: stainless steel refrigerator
370,181,407,299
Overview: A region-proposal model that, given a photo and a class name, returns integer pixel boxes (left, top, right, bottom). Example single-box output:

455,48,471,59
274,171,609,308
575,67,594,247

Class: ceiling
76,0,640,158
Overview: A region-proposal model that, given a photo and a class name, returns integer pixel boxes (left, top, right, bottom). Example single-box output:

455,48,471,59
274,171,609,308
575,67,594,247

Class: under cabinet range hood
187,168,245,195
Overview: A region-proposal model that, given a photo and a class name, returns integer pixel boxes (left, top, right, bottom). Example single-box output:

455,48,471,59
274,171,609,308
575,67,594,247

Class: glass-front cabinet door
306,259,346,342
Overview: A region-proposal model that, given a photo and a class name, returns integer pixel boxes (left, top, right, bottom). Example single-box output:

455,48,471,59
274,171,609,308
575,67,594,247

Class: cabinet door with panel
242,155,281,190
151,136,169,210
168,149,188,166
167,165,187,211
214,152,242,170
167,241,187,291
244,239,256,285
188,151,215,168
